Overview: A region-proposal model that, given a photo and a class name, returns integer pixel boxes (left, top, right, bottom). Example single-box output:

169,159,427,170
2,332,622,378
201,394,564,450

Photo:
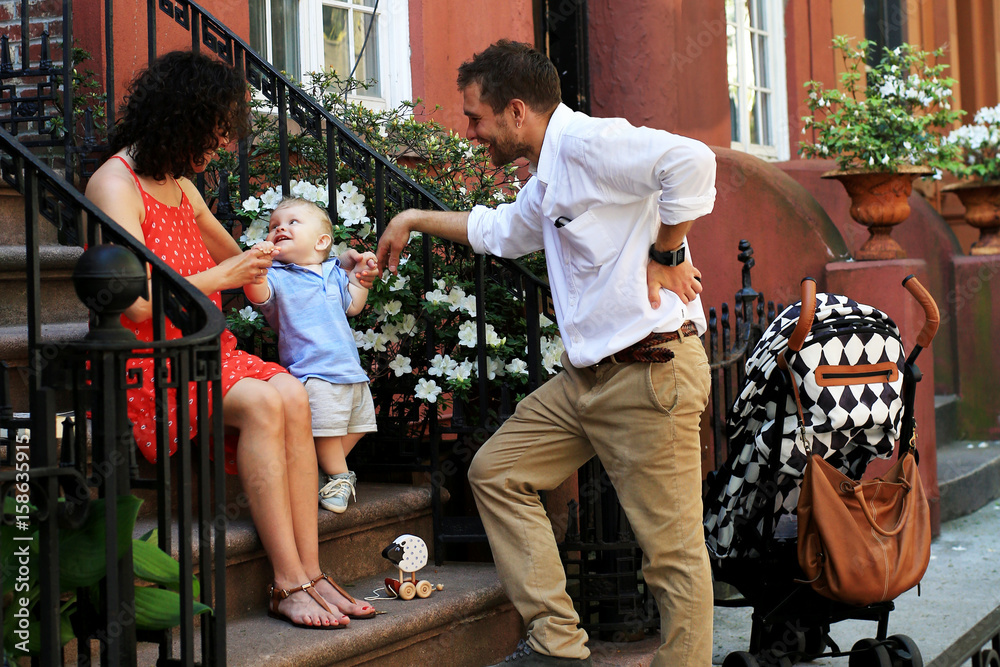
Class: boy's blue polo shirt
258,259,369,384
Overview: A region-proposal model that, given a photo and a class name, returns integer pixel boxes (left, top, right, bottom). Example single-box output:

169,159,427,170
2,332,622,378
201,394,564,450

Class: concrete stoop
134,482,443,621
937,439,1000,522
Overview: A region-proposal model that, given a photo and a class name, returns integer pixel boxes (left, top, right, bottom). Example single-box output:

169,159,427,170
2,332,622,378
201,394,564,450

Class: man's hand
376,210,418,275
647,260,702,308
349,251,378,289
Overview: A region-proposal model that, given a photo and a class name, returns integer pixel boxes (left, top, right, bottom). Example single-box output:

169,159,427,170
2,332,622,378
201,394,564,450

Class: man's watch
648,243,686,267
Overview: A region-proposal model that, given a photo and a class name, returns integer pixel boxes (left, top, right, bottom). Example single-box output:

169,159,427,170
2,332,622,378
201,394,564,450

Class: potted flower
941,105,1000,255
799,36,962,260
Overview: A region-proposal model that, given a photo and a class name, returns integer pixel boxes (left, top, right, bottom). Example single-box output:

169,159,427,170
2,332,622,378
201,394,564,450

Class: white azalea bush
943,104,1000,182
799,36,962,174
211,72,558,420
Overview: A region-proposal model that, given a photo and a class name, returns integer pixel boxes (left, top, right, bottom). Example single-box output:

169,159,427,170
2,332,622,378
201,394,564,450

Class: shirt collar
531,103,574,184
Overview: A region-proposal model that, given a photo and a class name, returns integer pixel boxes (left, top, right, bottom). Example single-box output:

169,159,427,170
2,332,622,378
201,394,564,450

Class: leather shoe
488,641,592,666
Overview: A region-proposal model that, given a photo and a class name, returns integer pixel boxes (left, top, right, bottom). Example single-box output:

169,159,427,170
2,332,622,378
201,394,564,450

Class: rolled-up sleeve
656,138,717,225
466,179,545,259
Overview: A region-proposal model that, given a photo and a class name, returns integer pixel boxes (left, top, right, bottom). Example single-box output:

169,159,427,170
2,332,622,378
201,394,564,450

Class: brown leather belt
594,321,698,366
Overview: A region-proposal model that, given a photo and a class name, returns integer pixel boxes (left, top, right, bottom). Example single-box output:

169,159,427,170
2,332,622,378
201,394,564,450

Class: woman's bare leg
226,376,345,626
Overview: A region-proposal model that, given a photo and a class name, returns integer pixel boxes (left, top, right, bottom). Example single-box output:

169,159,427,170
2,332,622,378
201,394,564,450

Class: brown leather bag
797,451,931,606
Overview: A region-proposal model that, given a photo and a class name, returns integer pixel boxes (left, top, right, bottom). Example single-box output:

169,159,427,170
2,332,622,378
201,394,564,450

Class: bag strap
850,472,913,537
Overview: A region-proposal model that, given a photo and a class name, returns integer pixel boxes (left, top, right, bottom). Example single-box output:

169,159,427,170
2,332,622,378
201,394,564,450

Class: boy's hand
350,251,378,289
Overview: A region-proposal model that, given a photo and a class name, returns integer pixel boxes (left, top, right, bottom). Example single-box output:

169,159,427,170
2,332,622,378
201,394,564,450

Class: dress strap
112,155,147,195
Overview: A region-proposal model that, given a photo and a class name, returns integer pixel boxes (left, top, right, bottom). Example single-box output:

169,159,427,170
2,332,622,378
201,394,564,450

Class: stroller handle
903,275,940,349
788,277,818,352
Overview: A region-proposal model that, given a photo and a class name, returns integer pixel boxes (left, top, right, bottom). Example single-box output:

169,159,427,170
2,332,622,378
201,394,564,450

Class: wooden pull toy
381,534,443,601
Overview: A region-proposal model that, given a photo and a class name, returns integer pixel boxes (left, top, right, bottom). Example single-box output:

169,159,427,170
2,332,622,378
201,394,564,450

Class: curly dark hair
456,39,560,115
108,51,250,180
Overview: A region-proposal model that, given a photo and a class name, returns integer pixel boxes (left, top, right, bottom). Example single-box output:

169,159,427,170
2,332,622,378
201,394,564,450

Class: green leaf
134,587,212,631
2,587,73,657
132,538,200,597
58,495,143,590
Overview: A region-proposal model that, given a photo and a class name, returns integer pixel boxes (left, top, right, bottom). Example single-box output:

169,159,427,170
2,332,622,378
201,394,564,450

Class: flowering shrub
943,105,1000,182
218,73,559,417
799,36,962,174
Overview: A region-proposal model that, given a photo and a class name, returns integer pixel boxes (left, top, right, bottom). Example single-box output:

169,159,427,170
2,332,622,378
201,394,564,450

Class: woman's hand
223,243,276,288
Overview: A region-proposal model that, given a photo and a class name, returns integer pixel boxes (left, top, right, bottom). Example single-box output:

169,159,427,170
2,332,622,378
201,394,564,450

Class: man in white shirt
376,40,716,667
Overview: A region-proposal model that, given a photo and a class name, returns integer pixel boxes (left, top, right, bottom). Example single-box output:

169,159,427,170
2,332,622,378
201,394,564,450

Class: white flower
237,306,259,322
290,179,319,202
485,324,505,348
474,356,506,380
415,378,442,403
398,313,418,336
388,355,412,377
388,274,409,292
239,218,269,247
425,289,449,304
429,354,458,377
434,279,446,290
382,300,402,317
505,358,529,376
260,187,283,209
458,321,477,347
353,330,366,348
881,154,890,165
459,295,477,317
241,196,261,213
539,314,555,328
447,287,467,312
447,361,474,382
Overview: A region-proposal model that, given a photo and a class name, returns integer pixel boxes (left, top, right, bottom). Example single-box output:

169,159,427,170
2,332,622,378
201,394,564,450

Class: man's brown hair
456,39,561,114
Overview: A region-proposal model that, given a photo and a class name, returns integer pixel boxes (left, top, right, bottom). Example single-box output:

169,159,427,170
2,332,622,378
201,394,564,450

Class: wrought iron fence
0,126,227,664
928,604,1000,667
558,240,778,638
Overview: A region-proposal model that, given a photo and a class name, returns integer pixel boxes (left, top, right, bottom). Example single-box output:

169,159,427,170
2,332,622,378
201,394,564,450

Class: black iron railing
558,240,777,638
0,126,227,665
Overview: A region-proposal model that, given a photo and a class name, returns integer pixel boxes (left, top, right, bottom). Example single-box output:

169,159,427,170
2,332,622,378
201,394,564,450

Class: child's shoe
319,471,357,513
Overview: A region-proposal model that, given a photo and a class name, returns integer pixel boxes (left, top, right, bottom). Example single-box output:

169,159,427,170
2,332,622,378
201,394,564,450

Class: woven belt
595,321,699,366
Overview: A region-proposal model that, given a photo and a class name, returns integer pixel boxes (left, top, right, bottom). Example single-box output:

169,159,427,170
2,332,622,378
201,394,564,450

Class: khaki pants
469,334,713,666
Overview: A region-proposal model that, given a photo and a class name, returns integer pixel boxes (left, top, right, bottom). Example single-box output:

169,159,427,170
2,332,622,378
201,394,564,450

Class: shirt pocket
554,209,620,268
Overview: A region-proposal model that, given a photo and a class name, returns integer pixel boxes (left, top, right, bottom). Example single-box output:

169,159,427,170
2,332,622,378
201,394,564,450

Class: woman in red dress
85,51,374,628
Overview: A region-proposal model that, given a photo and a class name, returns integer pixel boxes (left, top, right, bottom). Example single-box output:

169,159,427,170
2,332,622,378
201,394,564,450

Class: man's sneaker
319,471,356,513
488,641,592,666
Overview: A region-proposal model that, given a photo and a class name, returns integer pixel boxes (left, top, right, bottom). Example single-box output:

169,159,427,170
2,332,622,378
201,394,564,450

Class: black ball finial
72,245,147,341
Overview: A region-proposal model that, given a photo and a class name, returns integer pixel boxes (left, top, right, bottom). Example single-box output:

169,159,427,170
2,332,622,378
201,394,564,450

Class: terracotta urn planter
822,165,933,261
941,181,1000,255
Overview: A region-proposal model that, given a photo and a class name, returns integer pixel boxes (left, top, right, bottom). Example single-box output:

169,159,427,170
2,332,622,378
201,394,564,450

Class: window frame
727,0,790,161
299,0,412,111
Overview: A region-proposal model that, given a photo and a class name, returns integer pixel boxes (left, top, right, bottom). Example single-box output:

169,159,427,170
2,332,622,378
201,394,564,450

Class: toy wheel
398,581,417,601
979,649,1000,667
722,651,759,667
887,634,923,667
849,638,892,667
416,580,433,598
756,650,793,667
803,625,829,659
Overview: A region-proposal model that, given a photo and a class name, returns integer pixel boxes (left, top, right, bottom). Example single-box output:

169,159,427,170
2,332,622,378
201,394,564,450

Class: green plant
799,36,963,174
2,495,210,658
943,104,1000,182
209,73,559,419
51,45,108,147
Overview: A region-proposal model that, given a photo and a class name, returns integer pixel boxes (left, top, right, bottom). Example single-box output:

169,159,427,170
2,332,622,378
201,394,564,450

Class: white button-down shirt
467,104,717,368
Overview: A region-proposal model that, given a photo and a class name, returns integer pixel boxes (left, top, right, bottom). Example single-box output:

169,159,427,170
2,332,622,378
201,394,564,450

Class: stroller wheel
803,625,829,658
759,624,806,659
887,634,923,667
849,638,892,667
722,651,760,667
978,649,1000,667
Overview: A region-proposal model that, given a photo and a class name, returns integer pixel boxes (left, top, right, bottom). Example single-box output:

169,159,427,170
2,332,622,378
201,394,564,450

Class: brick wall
0,0,64,71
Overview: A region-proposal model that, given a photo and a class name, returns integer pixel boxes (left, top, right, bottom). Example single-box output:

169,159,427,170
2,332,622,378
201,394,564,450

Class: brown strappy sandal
311,573,378,619
268,580,348,629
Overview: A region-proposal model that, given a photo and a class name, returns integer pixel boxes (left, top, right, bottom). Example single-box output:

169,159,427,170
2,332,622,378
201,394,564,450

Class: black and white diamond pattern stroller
703,276,939,666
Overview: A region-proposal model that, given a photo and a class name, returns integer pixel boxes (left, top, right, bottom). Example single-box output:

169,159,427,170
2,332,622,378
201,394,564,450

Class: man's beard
488,117,530,167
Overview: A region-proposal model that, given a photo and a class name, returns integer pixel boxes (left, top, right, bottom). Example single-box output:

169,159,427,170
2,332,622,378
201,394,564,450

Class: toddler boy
245,196,378,513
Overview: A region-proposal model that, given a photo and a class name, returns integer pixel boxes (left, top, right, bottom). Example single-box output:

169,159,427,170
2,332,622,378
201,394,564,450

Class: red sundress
115,156,287,475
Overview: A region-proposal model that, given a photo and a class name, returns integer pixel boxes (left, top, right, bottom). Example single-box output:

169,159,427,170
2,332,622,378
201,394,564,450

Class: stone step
137,562,523,667
0,321,90,412
937,438,1000,522
0,244,88,327
0,182,60,246
134,482,443,621
935,393,960,445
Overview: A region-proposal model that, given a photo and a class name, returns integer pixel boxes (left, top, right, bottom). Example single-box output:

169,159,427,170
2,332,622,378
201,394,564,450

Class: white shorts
303,378,378,437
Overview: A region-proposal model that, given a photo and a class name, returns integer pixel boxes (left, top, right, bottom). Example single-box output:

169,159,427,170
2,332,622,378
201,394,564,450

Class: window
726,0,789,160
249,0,411,110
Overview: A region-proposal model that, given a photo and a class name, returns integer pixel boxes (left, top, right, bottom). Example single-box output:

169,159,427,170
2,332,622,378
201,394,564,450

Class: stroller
703,276,939,667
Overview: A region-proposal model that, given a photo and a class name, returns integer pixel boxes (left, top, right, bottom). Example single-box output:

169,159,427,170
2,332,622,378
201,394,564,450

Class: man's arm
376,209,471,274
647,220,702,309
